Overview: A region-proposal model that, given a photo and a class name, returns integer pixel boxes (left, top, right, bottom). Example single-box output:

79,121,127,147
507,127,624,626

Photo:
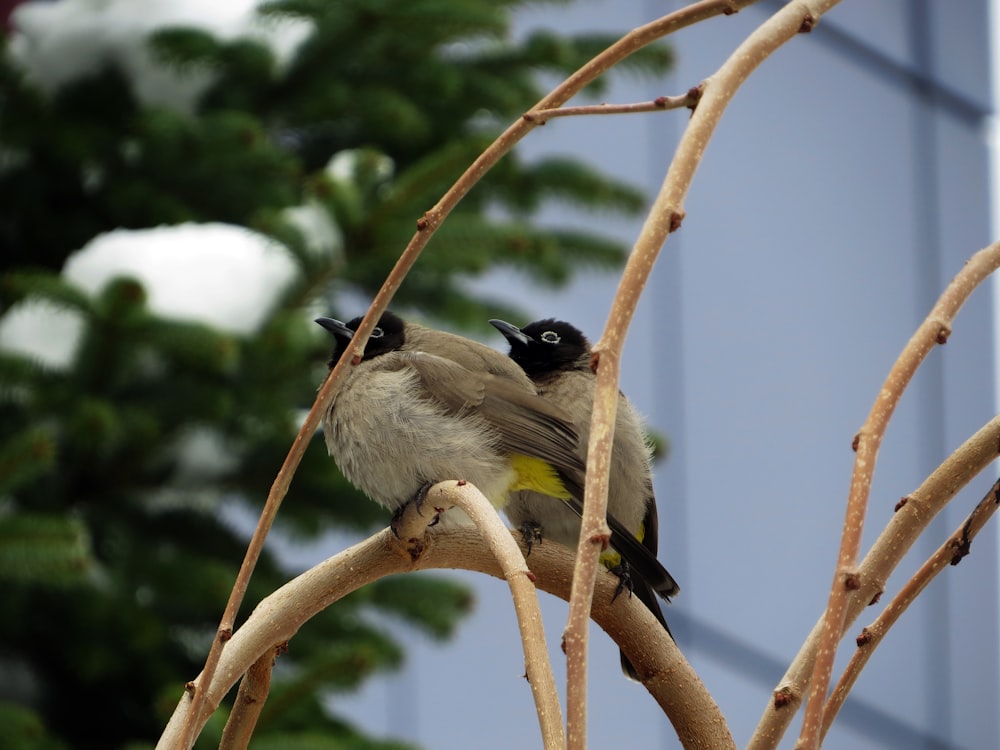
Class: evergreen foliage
0,1,670,747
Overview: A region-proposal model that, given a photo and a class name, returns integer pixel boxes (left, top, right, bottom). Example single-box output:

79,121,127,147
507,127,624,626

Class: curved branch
749,409,1000,750
160,529,407,749
420,481,565,748
157,517,728,750
565,1,842,746
165,482,566,750
799,242,1000,748
821,476,1000,743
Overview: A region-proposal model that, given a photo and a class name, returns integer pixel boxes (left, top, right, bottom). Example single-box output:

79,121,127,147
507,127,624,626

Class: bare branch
564,1,841,746
162,530,409,749
750,408,1000,750
564,344,618,750
820,477,1000,742
524,89,702,124
165,483,565,749
218,645,282,750
799,242,1000,749
157,512,727,748
423,482,565,749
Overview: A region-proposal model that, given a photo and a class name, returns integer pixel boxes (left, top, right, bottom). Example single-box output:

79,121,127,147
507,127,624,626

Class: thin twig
798,242,1000,750
564,345,618,750
820,477,1000,743
218,645,282,750
749,406,1000,750
524,89,702,124
563,2,839,747
748,260,1000,750
179,3,764,743
157,505,725,749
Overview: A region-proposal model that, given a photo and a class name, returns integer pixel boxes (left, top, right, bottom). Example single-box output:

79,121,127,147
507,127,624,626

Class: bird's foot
520,521,543,556
413,481,441,523
609,560,634,603
389,505,405,539
390,482,441,538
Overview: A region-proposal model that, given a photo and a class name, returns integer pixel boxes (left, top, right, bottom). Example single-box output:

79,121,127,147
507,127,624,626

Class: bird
315,311,589,526
490,317,679,680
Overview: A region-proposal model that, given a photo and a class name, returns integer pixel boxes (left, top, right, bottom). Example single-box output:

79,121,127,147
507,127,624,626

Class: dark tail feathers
558,468,680,601
620,574,672,681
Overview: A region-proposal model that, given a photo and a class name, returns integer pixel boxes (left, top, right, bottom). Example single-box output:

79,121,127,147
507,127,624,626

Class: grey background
306,2,998,748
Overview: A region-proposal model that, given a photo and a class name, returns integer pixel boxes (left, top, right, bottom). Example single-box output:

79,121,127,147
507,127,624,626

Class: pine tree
0,1,670,747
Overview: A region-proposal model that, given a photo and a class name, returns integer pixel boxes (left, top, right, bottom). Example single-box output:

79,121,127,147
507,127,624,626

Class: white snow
326,149,396,185
0,301,84,370
8,0,311,111
284,200,344,260
0,223,301,368
63,223,300,333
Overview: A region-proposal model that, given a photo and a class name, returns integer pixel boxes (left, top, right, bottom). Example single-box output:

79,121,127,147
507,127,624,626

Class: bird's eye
541,331,560,344
370,327,384,339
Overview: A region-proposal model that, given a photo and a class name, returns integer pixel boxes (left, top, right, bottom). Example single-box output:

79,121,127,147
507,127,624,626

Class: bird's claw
520,521,543,556
609,561,634,603
389,482,441,537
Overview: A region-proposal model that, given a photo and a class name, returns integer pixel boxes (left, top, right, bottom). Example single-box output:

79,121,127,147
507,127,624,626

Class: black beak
315,317,355,342
489,319,532,346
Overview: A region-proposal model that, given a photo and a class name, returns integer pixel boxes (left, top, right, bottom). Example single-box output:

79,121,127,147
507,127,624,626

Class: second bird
491,317,679,680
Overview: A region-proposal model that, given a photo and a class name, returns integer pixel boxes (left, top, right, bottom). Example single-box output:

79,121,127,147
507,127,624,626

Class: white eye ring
370,327,384,339
541,331,560,344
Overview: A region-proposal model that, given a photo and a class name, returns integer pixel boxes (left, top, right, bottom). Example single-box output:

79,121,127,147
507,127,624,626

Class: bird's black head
489,318,591,377
316,311,406,365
